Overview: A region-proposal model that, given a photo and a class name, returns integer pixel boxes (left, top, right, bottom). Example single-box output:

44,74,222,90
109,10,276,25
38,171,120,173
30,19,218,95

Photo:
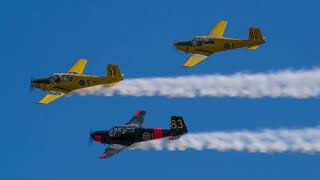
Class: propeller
29,76,35,93
172,39,178,51
88,129,94,145
172,42,180,56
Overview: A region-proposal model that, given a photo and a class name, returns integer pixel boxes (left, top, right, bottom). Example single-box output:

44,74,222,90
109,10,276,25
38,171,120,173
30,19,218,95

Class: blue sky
1,0,319,179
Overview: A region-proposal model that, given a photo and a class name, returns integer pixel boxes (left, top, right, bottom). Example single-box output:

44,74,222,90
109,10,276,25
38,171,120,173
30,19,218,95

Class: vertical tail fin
169,116,188,140
247,27,265,50
106,64,123,86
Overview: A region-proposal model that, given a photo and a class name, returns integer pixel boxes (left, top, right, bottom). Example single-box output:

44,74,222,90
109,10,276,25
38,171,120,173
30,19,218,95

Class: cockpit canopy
48,74,73,84
192,37,215,46
109,126,135,137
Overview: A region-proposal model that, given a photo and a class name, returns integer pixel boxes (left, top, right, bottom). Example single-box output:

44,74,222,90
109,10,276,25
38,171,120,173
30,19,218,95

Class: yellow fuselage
175,36,260,55
32,73,109,92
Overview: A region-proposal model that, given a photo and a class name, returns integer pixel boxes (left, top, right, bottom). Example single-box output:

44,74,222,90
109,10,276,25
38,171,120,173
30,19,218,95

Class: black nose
32,78,50,84
175,40,192,46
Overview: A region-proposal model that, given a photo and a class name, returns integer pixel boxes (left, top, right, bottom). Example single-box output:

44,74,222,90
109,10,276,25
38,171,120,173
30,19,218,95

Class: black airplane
90,111,188,158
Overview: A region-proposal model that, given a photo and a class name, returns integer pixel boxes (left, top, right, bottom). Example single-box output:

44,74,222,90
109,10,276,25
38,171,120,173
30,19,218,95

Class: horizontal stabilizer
169,135,182,140
247,45,260,50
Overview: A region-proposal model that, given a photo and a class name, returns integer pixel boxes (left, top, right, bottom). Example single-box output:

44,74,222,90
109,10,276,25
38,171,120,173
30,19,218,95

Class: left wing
100,144,127,159
183,54,210,68
209,20,227,37
126,111,146,127
67,59,87,75
38,89,70,104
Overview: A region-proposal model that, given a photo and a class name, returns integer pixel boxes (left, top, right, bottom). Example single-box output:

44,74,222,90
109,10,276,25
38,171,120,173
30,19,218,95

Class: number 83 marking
171,119,184,129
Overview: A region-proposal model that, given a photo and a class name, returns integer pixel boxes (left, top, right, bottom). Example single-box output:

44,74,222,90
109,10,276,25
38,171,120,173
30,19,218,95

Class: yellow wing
183,54,209,68
209,20,227,37
67,59,87,75
38,89,70,104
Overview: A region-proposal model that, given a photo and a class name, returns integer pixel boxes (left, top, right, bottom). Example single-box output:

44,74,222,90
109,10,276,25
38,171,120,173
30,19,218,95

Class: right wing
183,54,210,68
126,111,146,127
208,20,227,37
67,59,87,75
38,89,70,104
100,144,127,159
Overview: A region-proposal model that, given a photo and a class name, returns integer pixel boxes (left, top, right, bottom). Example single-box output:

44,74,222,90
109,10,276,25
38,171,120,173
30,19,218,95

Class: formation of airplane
175,20,265,67
30,19,266,158
90,111,188,158
31,59,123,104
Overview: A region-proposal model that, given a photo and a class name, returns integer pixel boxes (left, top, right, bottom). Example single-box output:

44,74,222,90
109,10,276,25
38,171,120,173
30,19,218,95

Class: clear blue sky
1,0,319,179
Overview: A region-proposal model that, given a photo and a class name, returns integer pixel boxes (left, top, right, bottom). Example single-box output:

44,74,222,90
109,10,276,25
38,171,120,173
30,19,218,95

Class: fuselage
175,36,261,55
31,73,107,92
91,126,172,146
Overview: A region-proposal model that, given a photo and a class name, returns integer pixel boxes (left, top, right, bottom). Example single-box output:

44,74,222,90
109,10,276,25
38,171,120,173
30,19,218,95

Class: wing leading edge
183,54,209,68
38,88,71,104
100,144,128,159
127,111,146,127
209,20,227,37
67,59,87,75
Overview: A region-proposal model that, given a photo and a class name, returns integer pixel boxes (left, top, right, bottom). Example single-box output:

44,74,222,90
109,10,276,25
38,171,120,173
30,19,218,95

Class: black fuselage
91,127,172,146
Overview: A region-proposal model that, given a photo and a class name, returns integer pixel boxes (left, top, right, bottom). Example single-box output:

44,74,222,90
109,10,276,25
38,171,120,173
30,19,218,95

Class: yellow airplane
31,59,123,104
175,20,265,67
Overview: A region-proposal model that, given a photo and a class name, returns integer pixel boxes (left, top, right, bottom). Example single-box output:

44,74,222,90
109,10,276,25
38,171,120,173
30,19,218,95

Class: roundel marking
142,132,152,140
110,144,122,149
49,91,62,95
224,43,230,49
79,80,86,86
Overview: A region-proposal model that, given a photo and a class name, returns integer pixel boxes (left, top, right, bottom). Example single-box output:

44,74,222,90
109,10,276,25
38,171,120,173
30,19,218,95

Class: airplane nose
174,42,180,49
31,78,51,90
31,79,39,89
175,40,192,52
92,134,102,142
174,42,183,48
175,40,192,46
32,78,50,84
90,131,102,142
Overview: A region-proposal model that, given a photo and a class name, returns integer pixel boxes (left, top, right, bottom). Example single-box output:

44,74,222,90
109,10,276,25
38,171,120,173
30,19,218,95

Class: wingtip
78,58,88,62
135,110,146,117
182,65,192,68
221,19,227,23
100,152,108,158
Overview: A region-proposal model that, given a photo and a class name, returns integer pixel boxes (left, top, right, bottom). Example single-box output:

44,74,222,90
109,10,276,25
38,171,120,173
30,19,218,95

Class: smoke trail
76,68,320,98
130,127,320,154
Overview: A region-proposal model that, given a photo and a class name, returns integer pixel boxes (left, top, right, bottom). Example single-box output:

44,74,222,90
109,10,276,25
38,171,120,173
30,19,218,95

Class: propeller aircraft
90,111,188,158
175,20,265,67
31,59,123,104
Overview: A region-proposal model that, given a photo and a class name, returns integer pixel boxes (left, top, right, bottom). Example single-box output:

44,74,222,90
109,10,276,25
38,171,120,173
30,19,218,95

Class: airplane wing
37,88,70,104
209,20,227,37
126,111,146,127
67,59,87,75
100,144,127,159
183,54,209,68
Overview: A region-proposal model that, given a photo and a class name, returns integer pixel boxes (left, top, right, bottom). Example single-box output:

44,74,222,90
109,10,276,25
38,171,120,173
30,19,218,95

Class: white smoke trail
76,68,320,98
130,127,320,154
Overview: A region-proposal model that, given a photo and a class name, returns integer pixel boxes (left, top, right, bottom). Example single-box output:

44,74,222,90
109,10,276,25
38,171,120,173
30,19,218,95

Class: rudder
248,27,265,44
170,116,188,138
106,64,123,86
